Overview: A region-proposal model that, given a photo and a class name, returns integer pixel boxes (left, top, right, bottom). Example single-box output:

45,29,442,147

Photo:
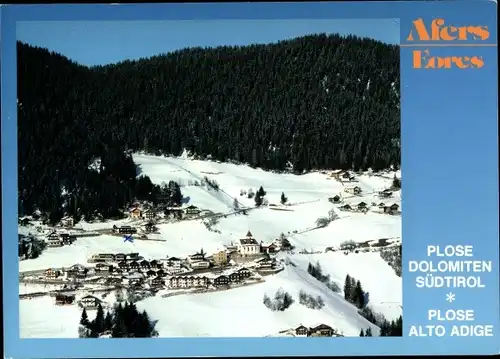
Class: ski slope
19,154,402,338
136,261,380,337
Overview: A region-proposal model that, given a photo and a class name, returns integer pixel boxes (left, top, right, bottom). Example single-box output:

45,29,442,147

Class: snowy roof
69,264,86,270
235,267,250,272
311,324,334,331
261,242,276,248
239,238,259,246
127,272,144,279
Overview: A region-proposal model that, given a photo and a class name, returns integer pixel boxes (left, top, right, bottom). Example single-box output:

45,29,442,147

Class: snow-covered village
19,153,402,338
17,25,401,339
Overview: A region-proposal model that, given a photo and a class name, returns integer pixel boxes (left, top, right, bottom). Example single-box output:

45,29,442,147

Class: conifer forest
17,33,400,222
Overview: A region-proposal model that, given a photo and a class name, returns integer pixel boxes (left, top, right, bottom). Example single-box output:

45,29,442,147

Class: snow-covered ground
20,297,83,338
19,154,402,338
136,260,381,337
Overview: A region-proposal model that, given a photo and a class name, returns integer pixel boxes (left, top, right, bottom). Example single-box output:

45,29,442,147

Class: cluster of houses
44,264,89,280
112,221,160,236
293,324,343,337
162,266,254,289
330,170,356,182
128,204,202,221
108,204,206,236
88,253,190,277
45,231,78,247
59,216,75,228
43,249,280,308
47,265,260,308
111,223,155,235
339,202,369,213
39,230,286,309
377,202,400,215
339,202,400,215
39,203,205,236
344,186,362,195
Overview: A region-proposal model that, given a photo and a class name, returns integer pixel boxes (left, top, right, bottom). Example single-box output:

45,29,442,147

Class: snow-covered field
19,154,402,338
136,259,381,337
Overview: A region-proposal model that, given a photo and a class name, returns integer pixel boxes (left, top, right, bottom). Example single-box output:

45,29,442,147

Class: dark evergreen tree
18,234,47,259
349,276,357,299
392,175,401,189
79,308,89,326
359,329,365,337
257,186,266,197
76,301,159,338
280,192,287,204
354,280,366,309
94,303,106,334
88,326,99,338
379,321,390,336
254,193,263,207
111,317,128,338
393,315,403,336
282,291,294,309
344,274,352,301
307,262,313,274
104,311,113,332
365,327,373,337
170,182,183,205
380,316,403,337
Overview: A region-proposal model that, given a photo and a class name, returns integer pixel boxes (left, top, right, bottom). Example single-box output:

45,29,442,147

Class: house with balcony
45,268,61,280
113,225,137,235
46,231,63,247
141,209,157,221
184,205,201,219
213,275,230,287
150,276,164,287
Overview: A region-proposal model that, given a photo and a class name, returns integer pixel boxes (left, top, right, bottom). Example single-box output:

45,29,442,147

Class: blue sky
16,19,399,66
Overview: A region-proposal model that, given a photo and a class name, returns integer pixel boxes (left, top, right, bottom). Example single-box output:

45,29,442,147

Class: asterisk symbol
446,292,456,303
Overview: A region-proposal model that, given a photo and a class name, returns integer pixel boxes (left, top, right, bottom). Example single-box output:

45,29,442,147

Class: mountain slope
17,34,400,221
